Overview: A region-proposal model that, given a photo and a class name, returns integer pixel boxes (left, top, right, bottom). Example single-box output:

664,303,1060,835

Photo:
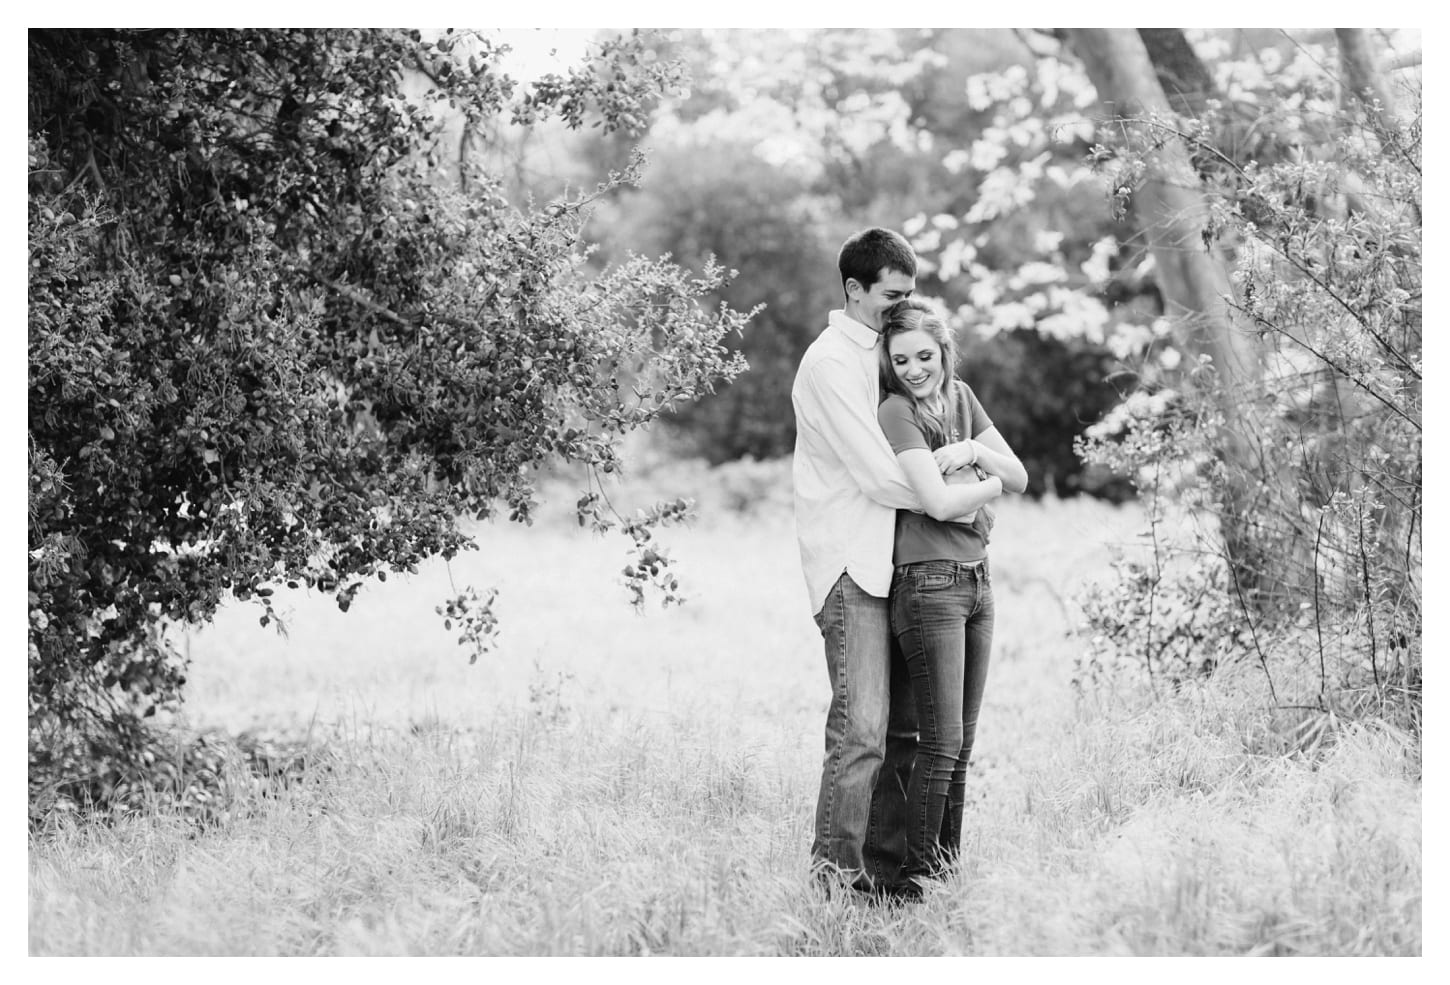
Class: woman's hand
933,440,978,475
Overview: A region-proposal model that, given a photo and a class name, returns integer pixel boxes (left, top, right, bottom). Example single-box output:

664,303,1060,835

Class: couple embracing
791,227,1028,903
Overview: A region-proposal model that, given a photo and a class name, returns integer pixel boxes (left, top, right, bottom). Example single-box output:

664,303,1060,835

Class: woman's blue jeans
889,558,994,881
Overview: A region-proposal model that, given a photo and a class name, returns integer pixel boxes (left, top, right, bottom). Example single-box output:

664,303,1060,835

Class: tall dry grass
28,464,1421,955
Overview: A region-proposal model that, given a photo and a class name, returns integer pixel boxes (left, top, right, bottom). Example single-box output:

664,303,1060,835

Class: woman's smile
889,327,945,399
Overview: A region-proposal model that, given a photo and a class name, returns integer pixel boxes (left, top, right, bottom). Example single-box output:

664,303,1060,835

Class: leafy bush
1076,549,1253,691
1076,88,1421,714
28,29,752,811
29,722,325,829
594,139,837,463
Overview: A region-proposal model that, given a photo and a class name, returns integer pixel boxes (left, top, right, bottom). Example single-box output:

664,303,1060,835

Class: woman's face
888,327,945,401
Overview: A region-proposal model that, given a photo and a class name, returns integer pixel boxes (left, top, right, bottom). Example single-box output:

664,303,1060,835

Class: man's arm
801,357,921,511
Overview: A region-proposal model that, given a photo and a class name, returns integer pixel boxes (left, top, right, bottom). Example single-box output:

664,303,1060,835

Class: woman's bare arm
933,426,1028,494
896,447,1003,521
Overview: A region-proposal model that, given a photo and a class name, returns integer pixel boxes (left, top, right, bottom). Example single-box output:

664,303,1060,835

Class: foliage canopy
28,28,751,810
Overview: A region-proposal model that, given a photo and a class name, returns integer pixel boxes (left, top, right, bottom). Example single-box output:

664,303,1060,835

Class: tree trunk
1065,28,1274,595
1137,29,1217,119
1336,28,1400,132
1066,29,1258,388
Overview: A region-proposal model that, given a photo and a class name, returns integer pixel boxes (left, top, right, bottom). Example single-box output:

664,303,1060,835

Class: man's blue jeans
812,573,918,891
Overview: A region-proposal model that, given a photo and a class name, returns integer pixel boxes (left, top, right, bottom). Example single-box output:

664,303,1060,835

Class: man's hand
933,440,978,474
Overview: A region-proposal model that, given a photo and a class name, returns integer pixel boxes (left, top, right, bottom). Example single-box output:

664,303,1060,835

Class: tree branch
310,271,417,328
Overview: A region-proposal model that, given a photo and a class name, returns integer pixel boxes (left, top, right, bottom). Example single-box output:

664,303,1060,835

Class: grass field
27,466,1422,956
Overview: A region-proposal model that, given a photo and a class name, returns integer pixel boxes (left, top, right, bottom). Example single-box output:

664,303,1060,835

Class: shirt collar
829,309,880,350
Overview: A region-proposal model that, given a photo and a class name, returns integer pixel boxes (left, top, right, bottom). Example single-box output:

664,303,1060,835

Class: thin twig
1313,510,1328,705
1225,549,1279,704
1143,461,1162,693
1236,306,1420,432
1357,505,1381,693
1257,236,1421,382
311,271,416,328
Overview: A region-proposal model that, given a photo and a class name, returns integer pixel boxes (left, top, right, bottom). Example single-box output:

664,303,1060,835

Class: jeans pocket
911,569,955,593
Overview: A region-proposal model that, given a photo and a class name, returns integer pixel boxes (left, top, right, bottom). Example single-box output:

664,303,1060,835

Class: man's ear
844,277,864,300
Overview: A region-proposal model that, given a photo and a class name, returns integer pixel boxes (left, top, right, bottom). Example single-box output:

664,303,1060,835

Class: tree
28,28,752,809
594,140,836,462
1137,28,1218,119
1336,28,1402,132
1055,29,1421,707
1063,28,1270,584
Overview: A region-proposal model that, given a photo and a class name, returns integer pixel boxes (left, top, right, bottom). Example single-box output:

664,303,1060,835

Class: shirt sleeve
878,395,930,454
959,381,994,438
801,356,924,511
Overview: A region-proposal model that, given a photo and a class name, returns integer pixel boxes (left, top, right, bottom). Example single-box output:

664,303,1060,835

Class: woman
876,297,1028,895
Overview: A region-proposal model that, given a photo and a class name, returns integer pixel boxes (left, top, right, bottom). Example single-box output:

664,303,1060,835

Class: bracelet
969,442,978,466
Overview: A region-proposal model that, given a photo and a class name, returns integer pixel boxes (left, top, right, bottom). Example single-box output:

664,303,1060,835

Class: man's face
848,266,915,330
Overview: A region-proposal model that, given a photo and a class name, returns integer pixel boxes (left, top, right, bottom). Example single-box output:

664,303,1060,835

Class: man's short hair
838,227,916,296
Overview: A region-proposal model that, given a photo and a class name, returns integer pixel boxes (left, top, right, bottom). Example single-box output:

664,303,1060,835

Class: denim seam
906,577,937,873
821,577,845,859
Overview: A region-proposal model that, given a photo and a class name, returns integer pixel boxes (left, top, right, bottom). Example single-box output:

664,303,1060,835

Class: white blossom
969,136,1009,172
911,228,941,253
964,164,1039,223
1081,236,1118,283
1009,261,1067,289
943,148,973,174
937,238,976,281
1035,230,1065,254
989,301,1036,333
967,272,1000,310
1108,321,1156,359
1038,292,1109,344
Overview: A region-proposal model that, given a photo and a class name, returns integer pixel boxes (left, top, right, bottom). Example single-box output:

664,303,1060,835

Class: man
791,227,975,901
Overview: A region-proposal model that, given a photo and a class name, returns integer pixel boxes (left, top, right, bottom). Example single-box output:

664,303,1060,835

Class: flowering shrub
1075,70,1420,706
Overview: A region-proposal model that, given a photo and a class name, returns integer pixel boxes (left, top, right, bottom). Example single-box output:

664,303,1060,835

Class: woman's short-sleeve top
877,380,993,567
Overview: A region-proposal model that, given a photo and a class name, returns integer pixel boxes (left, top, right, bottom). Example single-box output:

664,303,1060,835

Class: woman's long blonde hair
878,298,960,449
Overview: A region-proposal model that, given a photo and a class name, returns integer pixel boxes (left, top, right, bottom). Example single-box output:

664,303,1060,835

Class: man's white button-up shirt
791,309,926,615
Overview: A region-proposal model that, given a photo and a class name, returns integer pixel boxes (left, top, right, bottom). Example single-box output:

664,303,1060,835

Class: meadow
27,462,1422,957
